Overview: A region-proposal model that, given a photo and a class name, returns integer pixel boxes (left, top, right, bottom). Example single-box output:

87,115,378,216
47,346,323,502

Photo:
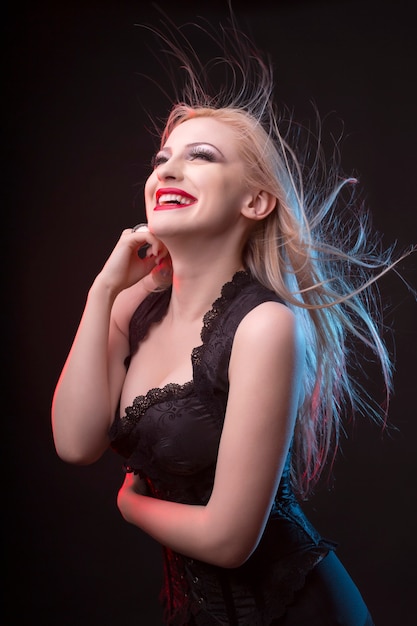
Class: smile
154,188,197,211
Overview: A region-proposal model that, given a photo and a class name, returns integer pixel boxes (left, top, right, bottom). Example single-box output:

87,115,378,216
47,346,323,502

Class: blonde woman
52,17,409,626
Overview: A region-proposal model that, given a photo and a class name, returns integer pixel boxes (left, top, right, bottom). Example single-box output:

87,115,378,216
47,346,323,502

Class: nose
156,156,183,182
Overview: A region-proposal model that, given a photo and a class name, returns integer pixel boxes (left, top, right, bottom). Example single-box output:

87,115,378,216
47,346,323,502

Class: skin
51,116,305,568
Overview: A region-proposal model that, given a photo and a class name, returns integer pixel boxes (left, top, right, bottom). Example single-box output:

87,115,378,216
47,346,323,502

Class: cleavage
125,315,202,396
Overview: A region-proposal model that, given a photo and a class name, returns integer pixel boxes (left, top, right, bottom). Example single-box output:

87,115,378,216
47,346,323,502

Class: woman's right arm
51,227,169,465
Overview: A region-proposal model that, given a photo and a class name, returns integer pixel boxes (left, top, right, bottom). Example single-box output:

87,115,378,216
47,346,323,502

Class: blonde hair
144,14,414,498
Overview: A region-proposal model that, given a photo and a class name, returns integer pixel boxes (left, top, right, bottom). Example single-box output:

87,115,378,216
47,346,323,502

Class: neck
166,249,245,323
153,221,251,322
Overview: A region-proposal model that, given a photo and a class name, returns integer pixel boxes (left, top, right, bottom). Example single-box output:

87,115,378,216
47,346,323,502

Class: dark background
5,1,416,624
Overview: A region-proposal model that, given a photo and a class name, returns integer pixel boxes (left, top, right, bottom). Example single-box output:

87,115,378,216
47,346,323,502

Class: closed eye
151,153,168,168
188,146,217,162
151,145,219,169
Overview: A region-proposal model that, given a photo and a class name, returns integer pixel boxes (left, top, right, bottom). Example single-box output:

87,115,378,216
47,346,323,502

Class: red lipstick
154,187,197,211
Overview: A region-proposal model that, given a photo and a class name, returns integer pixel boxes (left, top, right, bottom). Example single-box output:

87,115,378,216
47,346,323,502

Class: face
144,117,252,238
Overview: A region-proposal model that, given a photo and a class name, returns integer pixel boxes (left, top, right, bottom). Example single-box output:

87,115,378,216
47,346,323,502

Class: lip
154,187,197,211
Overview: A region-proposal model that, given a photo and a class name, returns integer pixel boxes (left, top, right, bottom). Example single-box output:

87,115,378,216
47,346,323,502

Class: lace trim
200,270,251,344
192,270,251,369
123,382,193,427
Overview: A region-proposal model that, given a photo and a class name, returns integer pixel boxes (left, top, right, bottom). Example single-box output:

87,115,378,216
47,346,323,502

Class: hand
96,225,170,295
117,472,148,524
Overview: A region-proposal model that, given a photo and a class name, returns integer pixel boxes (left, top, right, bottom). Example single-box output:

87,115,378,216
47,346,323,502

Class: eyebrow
160,142,225,158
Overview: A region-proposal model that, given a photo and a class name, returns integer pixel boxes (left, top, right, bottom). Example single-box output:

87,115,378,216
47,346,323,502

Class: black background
5,1,417,624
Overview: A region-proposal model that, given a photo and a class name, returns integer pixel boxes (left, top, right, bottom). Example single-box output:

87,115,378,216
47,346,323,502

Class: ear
241,190,277,221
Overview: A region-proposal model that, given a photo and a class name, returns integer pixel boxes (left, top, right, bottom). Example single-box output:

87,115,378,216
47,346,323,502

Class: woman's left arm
117,301,305,568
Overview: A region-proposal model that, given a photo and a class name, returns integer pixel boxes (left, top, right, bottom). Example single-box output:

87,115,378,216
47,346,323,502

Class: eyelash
152,147,217,168
151,154,167,168
189,147,217,161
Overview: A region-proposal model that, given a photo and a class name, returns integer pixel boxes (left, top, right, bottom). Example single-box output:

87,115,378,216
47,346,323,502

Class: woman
51,17,404,626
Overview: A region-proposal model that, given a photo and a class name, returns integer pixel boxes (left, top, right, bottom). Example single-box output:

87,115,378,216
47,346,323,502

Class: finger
129,225,155,259
155,248,169,264
138,243,152,259
131,223,149,233
128,225,166,261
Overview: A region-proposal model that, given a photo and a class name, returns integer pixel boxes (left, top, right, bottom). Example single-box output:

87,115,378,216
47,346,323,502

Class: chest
122,315,204,405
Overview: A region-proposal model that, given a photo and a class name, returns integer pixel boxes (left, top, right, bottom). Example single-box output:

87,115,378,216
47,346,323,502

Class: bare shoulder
231,300,306,380
235,300,301,349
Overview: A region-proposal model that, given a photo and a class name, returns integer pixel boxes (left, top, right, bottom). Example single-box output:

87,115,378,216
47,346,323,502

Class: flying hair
136,6,416,498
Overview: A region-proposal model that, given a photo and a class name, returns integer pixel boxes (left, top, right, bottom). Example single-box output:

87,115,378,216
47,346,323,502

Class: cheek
220,178,251,212
144,174,157,205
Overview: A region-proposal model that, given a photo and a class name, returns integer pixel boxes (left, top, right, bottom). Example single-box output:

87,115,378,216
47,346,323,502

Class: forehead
163,117,239,154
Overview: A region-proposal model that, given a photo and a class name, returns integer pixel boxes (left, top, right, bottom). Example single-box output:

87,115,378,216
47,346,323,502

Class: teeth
158,193,194,205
